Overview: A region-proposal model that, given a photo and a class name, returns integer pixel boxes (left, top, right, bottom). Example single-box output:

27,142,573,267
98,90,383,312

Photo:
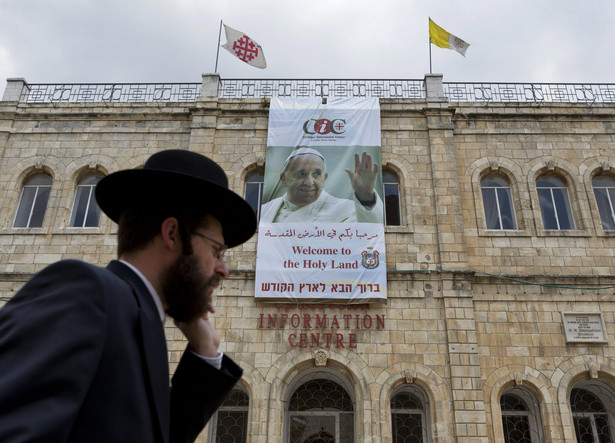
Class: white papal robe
260,191,383,223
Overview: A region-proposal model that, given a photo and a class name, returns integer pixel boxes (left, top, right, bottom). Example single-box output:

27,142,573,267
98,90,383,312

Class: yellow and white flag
429,18,470,57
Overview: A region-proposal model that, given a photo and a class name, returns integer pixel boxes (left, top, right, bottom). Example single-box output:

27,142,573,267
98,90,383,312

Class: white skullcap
282,147,326,172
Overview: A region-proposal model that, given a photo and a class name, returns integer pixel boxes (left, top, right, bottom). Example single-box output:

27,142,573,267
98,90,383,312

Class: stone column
2,78,29,102
424,75,487,441
188,74,221,156
441,273,488,442
425,104,468,269
424,74,445,101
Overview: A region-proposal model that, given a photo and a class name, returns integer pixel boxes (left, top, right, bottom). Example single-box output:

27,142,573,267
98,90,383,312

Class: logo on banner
361,248,380,269
303,118,346,135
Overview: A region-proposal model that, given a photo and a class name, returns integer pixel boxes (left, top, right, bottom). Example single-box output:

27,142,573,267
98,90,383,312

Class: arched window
210,388,249,443
536,174,576,230
287,375,354,443
14,174,52,227
481,173,517,230
592,174,615,230
500,387,543,443
69,174,103,227
382,169,401,226
244,169,264,221
391,385,430,442
571,382,615,443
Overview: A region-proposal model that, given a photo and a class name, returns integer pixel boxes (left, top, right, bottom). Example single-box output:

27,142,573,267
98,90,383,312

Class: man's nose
215,259,229,279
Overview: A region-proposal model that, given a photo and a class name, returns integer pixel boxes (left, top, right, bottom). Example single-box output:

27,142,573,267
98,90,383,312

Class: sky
1,0,614,98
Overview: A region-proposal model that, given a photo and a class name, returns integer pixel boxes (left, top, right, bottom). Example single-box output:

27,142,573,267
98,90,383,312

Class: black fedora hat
95,150,256,247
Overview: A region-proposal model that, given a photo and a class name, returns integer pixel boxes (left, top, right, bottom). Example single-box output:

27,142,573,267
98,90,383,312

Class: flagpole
428,18,432,74
214,20,223,73
429,36,432,74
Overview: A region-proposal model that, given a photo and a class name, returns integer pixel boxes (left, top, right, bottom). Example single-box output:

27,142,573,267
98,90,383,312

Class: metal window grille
391,386,430,443
287,377,354,443
500,388,544,443
571,383,615,443
211,389,249,443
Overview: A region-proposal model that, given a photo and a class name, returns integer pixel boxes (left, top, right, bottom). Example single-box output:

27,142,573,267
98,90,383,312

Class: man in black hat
0,150,257,443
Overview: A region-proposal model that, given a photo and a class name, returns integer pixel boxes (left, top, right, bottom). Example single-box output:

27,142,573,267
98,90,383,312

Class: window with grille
287,376,354,443
500,387,543,443
481,173,517,230
592,174,615,230
391,385,430,442
210,388,249,443
571,383,615,443
14,174,52,228
536,174,576,230
69,174,103,227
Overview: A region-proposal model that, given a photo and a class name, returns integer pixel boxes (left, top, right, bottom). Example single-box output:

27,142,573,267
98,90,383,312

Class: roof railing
10,79,615,105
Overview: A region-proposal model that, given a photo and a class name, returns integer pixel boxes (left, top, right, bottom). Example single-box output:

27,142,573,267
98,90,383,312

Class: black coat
0,260,242,443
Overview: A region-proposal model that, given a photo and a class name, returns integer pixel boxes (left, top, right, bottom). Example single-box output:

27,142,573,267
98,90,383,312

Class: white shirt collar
119,259,165,323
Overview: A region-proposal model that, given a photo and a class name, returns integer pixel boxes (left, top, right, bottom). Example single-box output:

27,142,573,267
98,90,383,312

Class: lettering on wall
257,304,385,349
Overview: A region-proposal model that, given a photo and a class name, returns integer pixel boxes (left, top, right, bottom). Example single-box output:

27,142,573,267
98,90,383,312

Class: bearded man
0,150,256,443
260,147,384,223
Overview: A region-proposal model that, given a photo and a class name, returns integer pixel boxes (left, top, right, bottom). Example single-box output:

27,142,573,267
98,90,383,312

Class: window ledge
0,227,49,235
479,229,530,237
56,227,103,235
537,229,590,237
385,225,414,234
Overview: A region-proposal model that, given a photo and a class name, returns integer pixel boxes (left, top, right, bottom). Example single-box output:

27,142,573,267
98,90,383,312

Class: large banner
255,97,386,302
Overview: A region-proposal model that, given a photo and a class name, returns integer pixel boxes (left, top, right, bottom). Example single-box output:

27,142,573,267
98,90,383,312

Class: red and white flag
221,24,267,69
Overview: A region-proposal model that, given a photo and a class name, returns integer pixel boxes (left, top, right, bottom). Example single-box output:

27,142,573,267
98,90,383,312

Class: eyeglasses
192,231,228,261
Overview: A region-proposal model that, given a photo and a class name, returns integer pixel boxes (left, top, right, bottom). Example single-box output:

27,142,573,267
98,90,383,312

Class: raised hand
345,152,378,204
175,307,220,358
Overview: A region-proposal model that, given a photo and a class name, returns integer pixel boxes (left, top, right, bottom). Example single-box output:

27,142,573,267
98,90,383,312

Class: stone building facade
1,75,615,442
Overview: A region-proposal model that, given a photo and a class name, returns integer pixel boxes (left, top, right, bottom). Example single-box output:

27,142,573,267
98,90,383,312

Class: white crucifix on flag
221,24,267,69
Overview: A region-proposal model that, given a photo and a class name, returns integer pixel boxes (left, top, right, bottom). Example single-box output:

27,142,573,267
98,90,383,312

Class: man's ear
280,172,287,187
160,217,180,251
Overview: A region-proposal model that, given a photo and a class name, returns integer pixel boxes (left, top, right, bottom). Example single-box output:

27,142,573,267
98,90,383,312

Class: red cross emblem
232,35,259,62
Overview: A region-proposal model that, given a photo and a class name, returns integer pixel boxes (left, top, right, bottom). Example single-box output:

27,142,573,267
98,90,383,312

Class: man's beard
160,253,219,322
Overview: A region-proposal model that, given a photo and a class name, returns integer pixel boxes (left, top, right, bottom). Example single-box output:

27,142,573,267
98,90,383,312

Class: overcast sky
1,0,614,98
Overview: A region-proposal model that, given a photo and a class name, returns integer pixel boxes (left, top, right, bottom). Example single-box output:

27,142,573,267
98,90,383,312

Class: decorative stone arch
234,152,266,191
466,157,527,234
235,155,266,227
580,156,615,235
525,156,589,233
483,365,555,442
57,157,116,230
116,153,151,171
66,156,115,184
3,161,60,229
263,348,375,442
553,355,615,441
377,362,451,442
381,155,414,232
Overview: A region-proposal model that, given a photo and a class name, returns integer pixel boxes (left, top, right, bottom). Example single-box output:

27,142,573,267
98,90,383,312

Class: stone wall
1,78,615,442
